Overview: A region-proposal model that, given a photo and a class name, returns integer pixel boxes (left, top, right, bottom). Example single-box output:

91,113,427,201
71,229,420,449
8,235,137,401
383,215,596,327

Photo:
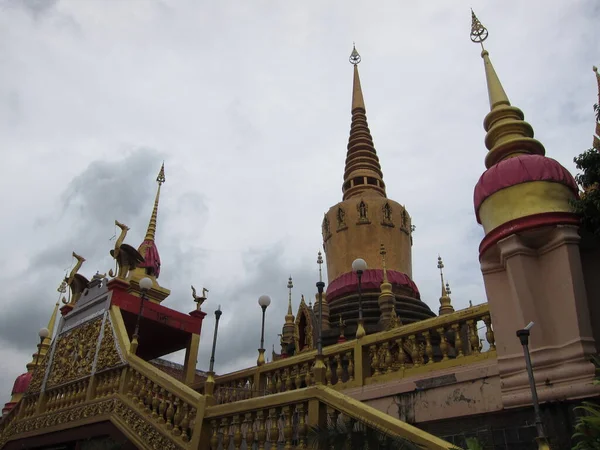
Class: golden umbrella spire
342,44,386,200
144,163,166,242
470,10,545,169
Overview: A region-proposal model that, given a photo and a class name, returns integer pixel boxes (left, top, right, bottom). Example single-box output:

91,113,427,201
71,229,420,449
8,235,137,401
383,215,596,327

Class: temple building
1,11,599,450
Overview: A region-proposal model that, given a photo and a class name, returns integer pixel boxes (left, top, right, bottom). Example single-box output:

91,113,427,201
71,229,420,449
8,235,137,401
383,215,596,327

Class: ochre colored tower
471,12,598,408
322,46,435,337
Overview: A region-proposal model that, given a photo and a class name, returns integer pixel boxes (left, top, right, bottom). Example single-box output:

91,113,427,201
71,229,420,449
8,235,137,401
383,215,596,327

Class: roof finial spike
470,9,488,50
380,244,388,283
144,163,166,242
349,44,361,66
437,255,447,297
286,276,294,317
437,255,454,315
470,10,510,111
317,251,324,283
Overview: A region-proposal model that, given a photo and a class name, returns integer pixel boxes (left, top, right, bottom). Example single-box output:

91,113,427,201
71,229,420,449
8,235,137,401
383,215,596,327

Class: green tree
571,71,600,236
571,355,600,450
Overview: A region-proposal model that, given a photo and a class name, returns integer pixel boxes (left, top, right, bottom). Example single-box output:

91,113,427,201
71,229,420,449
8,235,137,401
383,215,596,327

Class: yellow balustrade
1,305,494,449
200,384,453,450
200,304,496,403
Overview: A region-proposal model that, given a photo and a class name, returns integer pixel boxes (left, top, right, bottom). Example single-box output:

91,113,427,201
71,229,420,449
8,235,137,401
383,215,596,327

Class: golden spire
144,163,166,242
593,66,600,149
26,282,63,372
470,11,545,169
342,44,386,200
437,256,454,315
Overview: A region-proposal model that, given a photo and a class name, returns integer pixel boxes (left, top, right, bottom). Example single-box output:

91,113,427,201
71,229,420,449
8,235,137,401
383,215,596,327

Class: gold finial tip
349,45,361,65
157,162,166,184
470,9,488,45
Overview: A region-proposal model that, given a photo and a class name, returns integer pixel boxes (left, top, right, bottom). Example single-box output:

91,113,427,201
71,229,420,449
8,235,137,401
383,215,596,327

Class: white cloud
0,0,598,406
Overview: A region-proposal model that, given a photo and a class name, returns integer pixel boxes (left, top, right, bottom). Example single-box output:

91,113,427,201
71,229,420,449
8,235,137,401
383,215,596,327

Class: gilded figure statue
383,202,393,224
108,220,145,279
322,215,331,240
191,285,208,310
336,207,346,229
63,252,89,306
357,200,369,222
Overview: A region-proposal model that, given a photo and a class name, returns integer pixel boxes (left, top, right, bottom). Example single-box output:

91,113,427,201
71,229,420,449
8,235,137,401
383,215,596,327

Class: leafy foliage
571,98,600,236
571,355,600,449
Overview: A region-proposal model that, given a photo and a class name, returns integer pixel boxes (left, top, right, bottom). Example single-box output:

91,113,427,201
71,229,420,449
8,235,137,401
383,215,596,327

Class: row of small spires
283,247,456,325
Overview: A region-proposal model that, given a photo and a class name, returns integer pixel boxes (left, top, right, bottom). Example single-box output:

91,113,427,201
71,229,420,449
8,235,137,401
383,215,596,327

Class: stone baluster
370,345,380,375
221,417,231,450
284,368,293,392
346,352,355,381
483,315,496,351
424,331,434,365
296,402,307,448
408,335,419,367
268,408,279,446
231,414,242,450
437,327,449,361
294,365,302,390
335,354,344,383
283,406,293,450
210,420,219,450
396,338,405,370
244,412,255,448
304,364,311,387
165,393,175,430
383,342,393,373
325,357,333,385
157,388,166,424
257,410,267,450
276,371,283,393
452,323,464,357
468,320,480,354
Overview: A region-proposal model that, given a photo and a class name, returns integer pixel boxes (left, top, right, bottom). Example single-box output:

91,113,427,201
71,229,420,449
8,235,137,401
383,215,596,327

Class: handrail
199,304,496,404
204,384,454,450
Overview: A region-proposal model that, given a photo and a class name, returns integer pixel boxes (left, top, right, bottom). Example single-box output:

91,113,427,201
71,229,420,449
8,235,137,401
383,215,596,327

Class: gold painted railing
199,304,495,403
0,356,205,450
200,384,453,449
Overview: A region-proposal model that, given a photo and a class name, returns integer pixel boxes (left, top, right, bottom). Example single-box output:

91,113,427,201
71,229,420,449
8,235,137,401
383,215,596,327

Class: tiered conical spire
342,45,386,200
470,11,545,169
144,162,165,242
138,163,166,278
593,66,600,149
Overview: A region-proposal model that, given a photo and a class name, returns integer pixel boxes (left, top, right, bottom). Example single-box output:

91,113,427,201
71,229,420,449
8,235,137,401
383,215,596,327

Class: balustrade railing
201,304,496,404
202,385,453,450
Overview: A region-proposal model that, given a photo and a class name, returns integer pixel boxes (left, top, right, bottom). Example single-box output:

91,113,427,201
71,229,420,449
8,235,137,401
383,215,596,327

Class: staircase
0,353,456,449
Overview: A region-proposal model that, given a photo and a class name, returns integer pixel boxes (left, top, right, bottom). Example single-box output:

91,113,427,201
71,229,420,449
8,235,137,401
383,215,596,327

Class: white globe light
139,277,153,292
38,327,50,339
352,258,368,272
258,295,271,308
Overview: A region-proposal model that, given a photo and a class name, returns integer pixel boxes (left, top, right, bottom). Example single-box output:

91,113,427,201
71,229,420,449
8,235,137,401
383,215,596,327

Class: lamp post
131,277,153,355
352,258,367,339
257,295,271,366
516,322,550,449
205,305,222,403
316,251,325,356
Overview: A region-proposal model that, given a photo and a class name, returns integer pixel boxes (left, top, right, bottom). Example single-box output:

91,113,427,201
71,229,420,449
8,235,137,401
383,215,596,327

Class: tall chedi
322,46,435,339
470,11,598,408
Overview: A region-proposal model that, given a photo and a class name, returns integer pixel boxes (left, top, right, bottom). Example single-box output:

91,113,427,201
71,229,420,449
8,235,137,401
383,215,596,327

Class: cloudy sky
0,0,598,404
